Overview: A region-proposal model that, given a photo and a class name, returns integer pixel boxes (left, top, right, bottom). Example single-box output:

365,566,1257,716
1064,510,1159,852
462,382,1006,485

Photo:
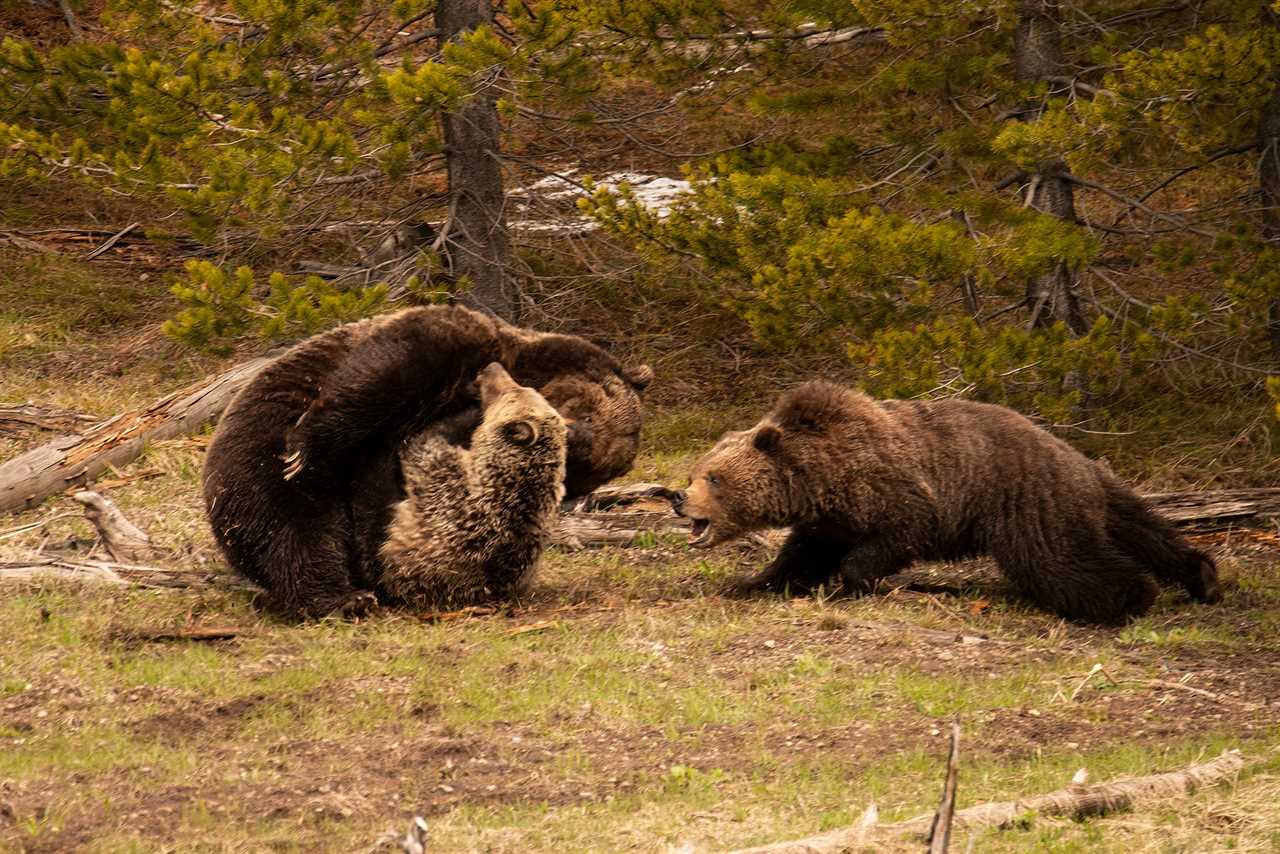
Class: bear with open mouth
674,380,1220,625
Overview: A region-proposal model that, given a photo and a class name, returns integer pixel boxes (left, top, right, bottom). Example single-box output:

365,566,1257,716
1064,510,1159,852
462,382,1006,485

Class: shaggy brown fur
676,381,1220,624
378,363,566,609
203,305,651,619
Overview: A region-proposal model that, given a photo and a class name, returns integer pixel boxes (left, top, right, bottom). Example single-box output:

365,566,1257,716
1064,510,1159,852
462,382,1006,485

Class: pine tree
0,0,700,333
582,0,1277,420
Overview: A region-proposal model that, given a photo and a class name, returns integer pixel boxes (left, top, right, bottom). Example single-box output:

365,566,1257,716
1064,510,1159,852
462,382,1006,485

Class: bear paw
330,590,380,619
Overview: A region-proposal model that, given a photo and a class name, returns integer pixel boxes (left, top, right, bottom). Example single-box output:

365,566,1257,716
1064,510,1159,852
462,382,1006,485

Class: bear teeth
689,519,711,546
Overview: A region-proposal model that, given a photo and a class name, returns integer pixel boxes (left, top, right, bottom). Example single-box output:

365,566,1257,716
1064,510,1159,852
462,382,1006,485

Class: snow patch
511,168,692,236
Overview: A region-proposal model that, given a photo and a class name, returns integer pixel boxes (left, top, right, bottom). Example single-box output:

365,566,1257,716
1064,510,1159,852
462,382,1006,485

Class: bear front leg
284,323,499,480
725,527,852,597
835,535,912,597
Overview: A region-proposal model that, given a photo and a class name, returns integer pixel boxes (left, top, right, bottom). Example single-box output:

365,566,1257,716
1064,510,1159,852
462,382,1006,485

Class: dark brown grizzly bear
674,381,1220,624
203,305,652,619
377,363,566,610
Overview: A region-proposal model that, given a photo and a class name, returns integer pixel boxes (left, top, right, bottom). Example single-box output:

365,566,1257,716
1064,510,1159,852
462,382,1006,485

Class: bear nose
670,490,686,516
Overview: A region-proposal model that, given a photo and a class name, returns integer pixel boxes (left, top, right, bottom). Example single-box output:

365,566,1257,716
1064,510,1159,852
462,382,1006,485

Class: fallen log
724,750,1245,853
0,356,271,514
1141,488,1280,531
552,509,690,549
562,483,1280,537
564,482,686,513
0,403,98,435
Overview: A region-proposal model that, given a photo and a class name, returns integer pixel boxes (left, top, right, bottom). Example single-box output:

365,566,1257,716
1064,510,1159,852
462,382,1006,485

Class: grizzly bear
203,305,652,619
378,363,566,609
674,381,1220,624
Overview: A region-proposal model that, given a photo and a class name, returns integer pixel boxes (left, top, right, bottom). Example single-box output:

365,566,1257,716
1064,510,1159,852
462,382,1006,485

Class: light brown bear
675,381,1220,624
378,363,566,610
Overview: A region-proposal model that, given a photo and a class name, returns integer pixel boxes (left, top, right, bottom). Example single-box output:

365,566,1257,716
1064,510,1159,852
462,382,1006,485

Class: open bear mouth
688,518,712,546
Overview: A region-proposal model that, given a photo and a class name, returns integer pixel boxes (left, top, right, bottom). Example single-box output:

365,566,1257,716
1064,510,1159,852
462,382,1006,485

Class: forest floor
2,252,1280,853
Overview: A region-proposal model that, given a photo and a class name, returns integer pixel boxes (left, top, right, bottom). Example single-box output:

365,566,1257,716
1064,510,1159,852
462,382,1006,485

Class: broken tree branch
72,490,155,562
724,751,1245,853
0,403,98,435
110,625,241,643
927,722,961,854
0,553,242,589
0,356,271,514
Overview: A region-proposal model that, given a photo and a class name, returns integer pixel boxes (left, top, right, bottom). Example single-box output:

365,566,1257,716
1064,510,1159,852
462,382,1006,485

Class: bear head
677,381,859,546
496,322,653,499
473,363,568,484
540,366,651,498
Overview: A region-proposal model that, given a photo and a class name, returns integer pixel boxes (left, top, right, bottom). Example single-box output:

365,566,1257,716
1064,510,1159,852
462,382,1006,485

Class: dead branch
927,722,961,854
110,625,241,643
371,815,430,854
0,553,241,589
0,356,271,514
724,751,1245,853
72,490,155,562
58,0,82,40
0,403,98,435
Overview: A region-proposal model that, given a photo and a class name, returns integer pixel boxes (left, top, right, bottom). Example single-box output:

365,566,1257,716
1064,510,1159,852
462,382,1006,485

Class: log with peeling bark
565,483,1280,537
724,750,1246,854
0,403,99,435
0,356,271,514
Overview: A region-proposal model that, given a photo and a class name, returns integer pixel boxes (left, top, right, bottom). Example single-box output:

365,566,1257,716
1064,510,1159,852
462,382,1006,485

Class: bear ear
622,364,654,392
502,420,537,446
478,362,519,410
753,424,782,454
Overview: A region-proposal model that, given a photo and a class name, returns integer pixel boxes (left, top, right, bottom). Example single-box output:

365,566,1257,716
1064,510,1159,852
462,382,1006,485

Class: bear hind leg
999,543,1158,625
258,509,375,620
1102,479,1221,604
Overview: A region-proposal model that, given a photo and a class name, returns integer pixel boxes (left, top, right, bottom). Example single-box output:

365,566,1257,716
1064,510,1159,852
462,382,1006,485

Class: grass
2,537,1278,851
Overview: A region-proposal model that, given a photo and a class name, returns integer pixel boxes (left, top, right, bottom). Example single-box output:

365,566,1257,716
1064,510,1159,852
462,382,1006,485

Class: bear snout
670,490,687,516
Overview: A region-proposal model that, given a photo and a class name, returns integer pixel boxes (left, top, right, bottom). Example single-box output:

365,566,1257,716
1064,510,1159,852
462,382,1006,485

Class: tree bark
0,357,271,514
1260,3,1280,359
437,0,519,322
1013,0,1087,335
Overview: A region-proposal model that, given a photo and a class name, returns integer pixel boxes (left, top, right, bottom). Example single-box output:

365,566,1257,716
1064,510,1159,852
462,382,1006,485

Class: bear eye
706,473,719,487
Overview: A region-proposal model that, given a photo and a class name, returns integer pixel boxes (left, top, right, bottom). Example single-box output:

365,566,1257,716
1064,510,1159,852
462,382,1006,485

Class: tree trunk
1013,0,1086,334
1014,0,1064,83
1261,3,1280,359
437,0,519,322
